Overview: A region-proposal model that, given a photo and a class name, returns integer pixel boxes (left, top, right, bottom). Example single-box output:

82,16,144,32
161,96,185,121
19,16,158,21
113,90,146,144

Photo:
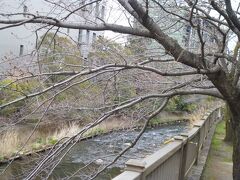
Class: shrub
47,137,58,145
0,79,35,117
165,96,196,112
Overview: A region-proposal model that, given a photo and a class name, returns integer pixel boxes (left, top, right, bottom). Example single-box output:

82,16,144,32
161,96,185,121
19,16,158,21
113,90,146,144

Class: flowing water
0,121,190,180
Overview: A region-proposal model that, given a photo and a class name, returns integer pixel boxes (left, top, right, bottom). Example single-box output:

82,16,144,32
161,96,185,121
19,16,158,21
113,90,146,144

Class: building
128,0,219,59
0,0,106,74
125,0,220,94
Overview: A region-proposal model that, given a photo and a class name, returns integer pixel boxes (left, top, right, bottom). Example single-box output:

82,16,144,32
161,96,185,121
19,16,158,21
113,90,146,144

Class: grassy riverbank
0,102,215,162
201,120,233,180
0,113,189,162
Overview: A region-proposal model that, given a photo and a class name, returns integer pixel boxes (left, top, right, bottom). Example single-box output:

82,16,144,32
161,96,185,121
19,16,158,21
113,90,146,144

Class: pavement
187,120,233,180
201,121,233,180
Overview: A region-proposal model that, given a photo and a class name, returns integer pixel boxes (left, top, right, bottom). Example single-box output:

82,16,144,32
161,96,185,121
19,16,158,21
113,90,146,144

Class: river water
0,121,190,180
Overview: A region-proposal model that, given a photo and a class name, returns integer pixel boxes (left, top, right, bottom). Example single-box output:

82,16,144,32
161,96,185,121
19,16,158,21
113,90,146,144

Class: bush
0,79,36,117
47,137,58,145
31,138,46,150
165,96,196,112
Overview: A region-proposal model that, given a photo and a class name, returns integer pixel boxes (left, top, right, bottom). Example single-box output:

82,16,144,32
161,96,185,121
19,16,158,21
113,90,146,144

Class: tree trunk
224,104,233,142
232,121,240,180
229,105,240,180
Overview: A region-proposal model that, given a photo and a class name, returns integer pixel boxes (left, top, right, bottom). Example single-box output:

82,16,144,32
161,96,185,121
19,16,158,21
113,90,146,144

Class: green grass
84,127,107,137
211,121,226,150
215,121,225,135
211,121,232,156
149,115,186,126
0,156,4,161
47,137,58,145
202,120,233,180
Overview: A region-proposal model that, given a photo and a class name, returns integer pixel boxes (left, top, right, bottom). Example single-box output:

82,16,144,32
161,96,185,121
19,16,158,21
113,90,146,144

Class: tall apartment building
77,0,106,58
0,0,106,73
128,0,218,59
126,0,220,95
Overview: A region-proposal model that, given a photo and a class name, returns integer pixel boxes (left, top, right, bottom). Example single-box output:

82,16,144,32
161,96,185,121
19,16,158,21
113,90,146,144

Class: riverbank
0,122,190,179
201,120,233,180
0,112,189,164
0,102,214,164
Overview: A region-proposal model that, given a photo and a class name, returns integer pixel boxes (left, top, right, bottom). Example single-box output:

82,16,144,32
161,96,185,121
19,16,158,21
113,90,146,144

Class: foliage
47,137,58,145
90,37,139,104
149,117,163,126
211,122,227,154
125,36,147,56
0,79,36,117
0,155,3,161
31,137,46,150
212,121,232,156
112,83,137,103
165,96,196,112
39,33,82,82
90,36,126,60
202,120,232,179
206,96,217,102
85,127,106,137
32,137,57,150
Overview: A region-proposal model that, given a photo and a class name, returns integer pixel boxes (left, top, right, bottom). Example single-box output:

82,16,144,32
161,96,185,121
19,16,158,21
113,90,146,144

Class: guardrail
113,107,222,180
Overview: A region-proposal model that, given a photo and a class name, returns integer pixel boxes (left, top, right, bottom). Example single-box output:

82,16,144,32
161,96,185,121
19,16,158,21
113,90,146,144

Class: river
0,121,190,180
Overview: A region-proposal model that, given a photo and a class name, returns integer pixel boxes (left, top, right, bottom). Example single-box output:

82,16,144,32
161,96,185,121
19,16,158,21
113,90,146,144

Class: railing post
193,125,201,165
206,111,212,130
125,159,146,173
175,135,188,180
200,118,206,149
217,108,222,120
202,115,208,140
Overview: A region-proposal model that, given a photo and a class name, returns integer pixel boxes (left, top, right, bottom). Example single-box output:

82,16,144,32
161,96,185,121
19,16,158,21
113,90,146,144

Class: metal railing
113,107,222,180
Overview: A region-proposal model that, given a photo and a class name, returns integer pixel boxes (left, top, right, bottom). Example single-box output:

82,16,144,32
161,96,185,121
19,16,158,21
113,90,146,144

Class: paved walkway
187,120,233,180
201,120,232,180
187,118,219,180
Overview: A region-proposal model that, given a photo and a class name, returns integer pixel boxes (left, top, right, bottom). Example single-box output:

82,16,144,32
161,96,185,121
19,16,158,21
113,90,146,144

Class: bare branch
0,18,152,38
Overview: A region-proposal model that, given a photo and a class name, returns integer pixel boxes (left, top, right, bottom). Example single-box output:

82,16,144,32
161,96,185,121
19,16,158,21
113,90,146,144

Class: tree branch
127,0,204,69
0,18,152,38
224,0,240,32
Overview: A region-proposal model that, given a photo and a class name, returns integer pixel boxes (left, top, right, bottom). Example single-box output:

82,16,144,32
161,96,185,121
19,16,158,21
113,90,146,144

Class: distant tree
0,79,34,118
39,33,82,79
